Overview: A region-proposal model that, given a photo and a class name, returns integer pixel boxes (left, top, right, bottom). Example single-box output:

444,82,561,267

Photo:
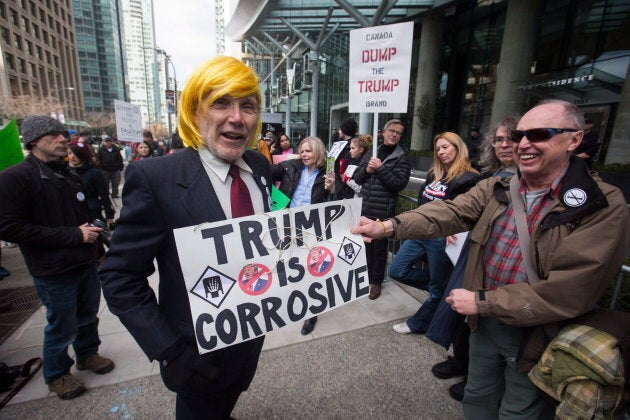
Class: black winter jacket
271,159,330,205
353,145,411,219
97,145,124,172
0,154,97,277
73,162,115,220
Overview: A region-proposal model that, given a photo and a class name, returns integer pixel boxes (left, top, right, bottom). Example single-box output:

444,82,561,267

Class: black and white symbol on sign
563,188,587,207
337,236,361,265
190,266,236,308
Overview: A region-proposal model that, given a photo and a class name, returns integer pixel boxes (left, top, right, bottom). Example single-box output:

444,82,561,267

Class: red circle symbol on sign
306,246,334,277
238,263,272,296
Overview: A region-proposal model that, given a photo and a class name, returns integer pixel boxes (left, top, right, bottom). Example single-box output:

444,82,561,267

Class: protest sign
0,119,24,171
348,21,414,113
114,99,143,142
174,198,367,354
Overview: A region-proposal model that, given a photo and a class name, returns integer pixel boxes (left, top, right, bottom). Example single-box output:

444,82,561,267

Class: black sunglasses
511,128,579,143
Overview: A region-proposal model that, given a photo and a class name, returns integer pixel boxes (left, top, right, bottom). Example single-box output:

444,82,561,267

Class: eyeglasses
492,136,513,147
385,128,403,137
511,128,580,143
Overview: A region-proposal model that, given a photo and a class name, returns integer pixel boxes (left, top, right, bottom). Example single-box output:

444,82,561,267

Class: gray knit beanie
21,115,68,149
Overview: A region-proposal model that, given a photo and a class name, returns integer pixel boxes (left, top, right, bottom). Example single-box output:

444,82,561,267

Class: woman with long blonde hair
389,131,479,335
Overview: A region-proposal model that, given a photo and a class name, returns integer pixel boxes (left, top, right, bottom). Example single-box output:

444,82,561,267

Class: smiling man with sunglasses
353,99,629,418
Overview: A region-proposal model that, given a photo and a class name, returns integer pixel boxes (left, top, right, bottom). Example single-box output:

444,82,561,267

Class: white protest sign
174,198,368,354
327,141,348,159
348,21,414,113
114,99,143,142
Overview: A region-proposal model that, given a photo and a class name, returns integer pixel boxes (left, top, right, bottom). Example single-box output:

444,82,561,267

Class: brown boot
369,284,381,300
76,353,114,374
48,373,86,400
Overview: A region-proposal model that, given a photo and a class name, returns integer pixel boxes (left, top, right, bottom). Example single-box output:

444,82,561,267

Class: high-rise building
72,0,127,114
0,0,84,123
211,0,226,56
121,0,158,128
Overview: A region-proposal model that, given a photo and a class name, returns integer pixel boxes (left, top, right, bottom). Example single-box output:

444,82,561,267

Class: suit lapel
243,151,272,212
176,148,226,224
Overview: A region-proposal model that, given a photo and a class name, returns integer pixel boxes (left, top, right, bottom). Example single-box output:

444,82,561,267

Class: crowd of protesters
0,54,627,420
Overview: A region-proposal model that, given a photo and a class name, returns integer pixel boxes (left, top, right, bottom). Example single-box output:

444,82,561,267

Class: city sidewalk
0,237,464,419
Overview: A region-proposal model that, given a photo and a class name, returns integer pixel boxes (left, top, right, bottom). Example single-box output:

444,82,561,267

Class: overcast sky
152,0,218,88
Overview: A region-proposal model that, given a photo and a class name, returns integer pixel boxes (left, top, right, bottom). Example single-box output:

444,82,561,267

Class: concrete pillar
490,0,540,124
605,65,630,164
310,50,319,137
285,54,292,138
359,113,372,135
410,11,443,151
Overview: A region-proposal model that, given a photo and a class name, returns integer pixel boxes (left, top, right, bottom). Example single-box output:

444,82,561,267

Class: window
5,54,15,70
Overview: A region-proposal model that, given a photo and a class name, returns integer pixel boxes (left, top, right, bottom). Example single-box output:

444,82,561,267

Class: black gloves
159,341,220,393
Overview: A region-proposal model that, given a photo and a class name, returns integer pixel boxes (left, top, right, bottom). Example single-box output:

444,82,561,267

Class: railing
390,193,629,310
387,193,418,257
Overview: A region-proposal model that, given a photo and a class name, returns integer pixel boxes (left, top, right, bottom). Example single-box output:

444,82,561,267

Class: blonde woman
271,136,330,335
390,132,479,335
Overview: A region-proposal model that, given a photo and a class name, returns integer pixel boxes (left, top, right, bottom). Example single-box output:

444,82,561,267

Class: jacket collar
494,156,608,228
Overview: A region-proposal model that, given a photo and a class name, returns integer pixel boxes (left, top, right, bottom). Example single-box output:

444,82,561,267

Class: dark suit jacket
99,147,271,392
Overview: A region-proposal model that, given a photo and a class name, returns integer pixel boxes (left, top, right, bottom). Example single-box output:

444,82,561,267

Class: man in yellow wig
100,56,272,419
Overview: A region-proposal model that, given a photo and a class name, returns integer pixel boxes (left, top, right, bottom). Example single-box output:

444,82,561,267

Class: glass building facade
73,0,127,113
231,0,629,165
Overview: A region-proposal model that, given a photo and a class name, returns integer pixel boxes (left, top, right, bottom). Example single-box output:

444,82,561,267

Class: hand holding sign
174,199,368,354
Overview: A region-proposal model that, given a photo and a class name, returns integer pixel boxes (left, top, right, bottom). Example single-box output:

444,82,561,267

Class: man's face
310,248,323,263
514,103,582,187
382,123,404,146
103,139,112,148
70,133,79,142
31,132,68,162
195,94,259,162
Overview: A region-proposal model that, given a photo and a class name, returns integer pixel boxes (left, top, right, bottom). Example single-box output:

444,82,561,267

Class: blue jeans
33,264,102,383
388,238,451,333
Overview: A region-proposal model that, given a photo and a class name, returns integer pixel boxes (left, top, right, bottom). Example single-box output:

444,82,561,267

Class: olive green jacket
392,157,629,331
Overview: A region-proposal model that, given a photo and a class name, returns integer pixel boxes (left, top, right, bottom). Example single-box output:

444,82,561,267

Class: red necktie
229,164,255,218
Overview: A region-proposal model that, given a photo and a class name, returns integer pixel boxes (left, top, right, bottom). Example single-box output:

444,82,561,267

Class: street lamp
155,48,178,136
144,47,178,136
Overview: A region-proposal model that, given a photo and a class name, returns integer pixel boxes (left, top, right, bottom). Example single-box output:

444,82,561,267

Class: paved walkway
0,226,464,419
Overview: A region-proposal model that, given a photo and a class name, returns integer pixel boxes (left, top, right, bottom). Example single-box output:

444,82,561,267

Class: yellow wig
178,56,262,149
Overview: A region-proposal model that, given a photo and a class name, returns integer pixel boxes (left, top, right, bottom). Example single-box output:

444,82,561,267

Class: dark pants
365,237,388,285
101,169,122,196
463,318,553,419
176,386,242,419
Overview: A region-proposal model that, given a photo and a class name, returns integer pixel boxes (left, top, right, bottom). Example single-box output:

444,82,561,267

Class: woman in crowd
68,142,115,225
68,141,115,261
270,133,295,156
427,117,518,402
325,134,372,199
389,132,479,335
272,136,330,335
133,141,153,161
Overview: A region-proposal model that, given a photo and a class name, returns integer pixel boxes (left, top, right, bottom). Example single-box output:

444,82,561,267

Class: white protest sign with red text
173,198,368,354
348,21,414,113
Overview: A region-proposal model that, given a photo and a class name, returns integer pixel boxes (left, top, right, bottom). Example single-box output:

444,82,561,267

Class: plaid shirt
483,172,565,290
